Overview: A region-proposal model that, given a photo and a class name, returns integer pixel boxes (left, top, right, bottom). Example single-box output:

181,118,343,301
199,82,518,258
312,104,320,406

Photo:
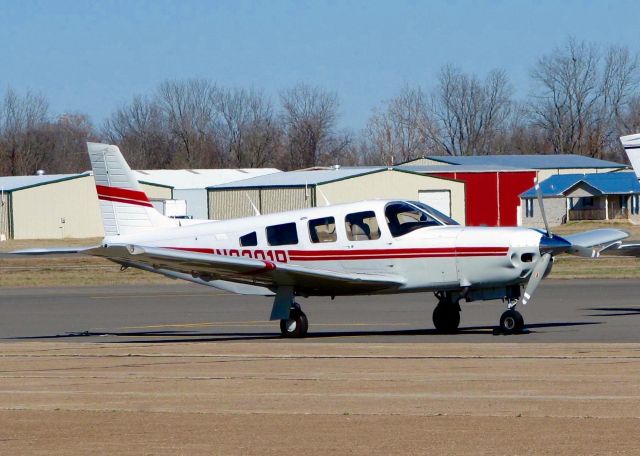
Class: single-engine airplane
14,137,640,337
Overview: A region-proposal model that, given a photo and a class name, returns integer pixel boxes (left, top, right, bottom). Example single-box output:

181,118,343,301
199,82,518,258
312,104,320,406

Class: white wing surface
563,229,629,257
87,244,405,295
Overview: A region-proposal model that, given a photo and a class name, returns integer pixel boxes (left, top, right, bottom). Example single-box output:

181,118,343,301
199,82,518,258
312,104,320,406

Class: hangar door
419,190,451,216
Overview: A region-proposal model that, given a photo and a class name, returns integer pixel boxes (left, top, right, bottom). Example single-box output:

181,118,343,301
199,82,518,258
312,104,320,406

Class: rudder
87,142,178,236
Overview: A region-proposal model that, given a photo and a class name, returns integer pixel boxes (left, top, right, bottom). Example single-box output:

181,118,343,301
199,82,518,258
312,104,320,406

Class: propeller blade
534,178,552,238
521,252,551,306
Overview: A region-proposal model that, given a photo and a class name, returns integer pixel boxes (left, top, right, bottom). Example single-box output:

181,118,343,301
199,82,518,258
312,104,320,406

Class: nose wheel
280,304,309,338
499,309,524,334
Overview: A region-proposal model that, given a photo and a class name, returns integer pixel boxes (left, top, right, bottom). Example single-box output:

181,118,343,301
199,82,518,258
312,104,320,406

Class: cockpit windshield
385,201,459,237
408,201,459,226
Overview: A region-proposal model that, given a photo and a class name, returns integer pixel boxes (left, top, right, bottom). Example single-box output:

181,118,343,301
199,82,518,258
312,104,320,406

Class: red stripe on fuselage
288,247,508,261
158,246,509,262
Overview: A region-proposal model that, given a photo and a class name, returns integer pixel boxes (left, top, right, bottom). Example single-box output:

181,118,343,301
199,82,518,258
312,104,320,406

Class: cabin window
309,217,337,243
345,211,380,241
266,222,299,246
385,202,440,237
239,231,257,247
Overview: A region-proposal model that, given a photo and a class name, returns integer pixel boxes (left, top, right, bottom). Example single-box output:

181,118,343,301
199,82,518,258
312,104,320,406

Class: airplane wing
10,246,98,255
598,242,640,257
86,244,406,295
563,229,629,257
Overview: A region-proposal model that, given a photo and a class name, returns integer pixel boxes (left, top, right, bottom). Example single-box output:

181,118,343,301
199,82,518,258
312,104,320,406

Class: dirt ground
0,342,638,455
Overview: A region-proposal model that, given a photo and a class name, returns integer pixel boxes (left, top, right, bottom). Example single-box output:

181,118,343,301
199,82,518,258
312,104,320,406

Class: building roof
520,172,640,198
133,168,281,190
404,154,627,170
0,173,90,192
208,167,387,189
398,164,529,173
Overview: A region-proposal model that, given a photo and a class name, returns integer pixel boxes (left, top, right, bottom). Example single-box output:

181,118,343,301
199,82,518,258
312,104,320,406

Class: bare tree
363,86,436,165
103,96,173,169
45,113,96,173
280,83,349,169
215,88,281,168
0,88,50,175
430,65,512,155
157,79,222,168
530,39,639,158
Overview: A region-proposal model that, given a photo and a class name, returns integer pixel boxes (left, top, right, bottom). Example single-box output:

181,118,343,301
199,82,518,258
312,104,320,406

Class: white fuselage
104,200,545,295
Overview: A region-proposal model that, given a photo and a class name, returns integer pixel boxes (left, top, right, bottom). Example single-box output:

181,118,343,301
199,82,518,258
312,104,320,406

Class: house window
582,197,594,208
632,195,640,215
525,199,534,218
308,217,337,243
266,222,298,246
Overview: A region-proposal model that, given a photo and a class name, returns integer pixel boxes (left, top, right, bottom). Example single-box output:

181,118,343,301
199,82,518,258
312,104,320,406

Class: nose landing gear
498,298,525,334
499,309,524,334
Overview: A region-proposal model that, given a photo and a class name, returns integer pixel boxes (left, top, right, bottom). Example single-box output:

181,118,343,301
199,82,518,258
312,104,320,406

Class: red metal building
433,170,536,226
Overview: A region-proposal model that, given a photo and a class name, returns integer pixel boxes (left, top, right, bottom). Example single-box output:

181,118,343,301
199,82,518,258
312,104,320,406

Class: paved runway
1,279,639,343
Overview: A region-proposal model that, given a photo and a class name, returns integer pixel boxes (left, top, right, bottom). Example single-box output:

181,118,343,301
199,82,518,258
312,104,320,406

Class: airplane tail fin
87,142,178,237
621,133,640,178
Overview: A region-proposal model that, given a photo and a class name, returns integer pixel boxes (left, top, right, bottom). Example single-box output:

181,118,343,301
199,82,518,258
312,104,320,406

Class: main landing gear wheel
499,309,524,334
280,305,309,338
432,304,460,333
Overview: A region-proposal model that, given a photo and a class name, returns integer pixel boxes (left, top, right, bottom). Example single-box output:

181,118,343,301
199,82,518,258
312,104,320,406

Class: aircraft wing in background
562,229,629,257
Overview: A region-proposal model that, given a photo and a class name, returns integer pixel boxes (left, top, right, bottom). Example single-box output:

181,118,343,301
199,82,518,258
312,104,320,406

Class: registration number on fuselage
214,248,289,263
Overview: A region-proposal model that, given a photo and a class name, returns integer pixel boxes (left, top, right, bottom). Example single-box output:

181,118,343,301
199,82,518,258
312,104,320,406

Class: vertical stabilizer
87,142,178,236
621,133,640,179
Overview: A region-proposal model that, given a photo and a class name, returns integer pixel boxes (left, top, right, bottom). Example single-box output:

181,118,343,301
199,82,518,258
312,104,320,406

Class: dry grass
0,238,174,288
2,222,640,288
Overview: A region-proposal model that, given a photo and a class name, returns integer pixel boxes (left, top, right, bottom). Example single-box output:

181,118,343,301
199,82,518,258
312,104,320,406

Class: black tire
280,308,309,338
432,305,460,333
499,309,524,334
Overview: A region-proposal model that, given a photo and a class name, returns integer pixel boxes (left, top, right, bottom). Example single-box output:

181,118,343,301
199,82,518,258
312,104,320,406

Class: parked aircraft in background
15,139,638,337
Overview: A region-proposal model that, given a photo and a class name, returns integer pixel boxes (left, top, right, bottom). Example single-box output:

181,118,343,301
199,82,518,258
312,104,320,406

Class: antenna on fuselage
317,187,331,206
246,193,261,216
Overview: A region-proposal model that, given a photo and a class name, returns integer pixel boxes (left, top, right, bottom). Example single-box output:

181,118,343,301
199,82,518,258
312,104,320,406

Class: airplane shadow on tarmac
585,307,640,317
6,321,602,344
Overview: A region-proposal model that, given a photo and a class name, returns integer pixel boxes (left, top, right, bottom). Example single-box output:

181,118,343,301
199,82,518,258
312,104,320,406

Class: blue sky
1,0,638,131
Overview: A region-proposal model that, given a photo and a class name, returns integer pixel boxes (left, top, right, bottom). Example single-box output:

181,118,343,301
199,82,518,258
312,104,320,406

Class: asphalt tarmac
1,279,639,343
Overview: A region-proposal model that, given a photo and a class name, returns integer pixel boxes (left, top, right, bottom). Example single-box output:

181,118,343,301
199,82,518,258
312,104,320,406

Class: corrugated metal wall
260,187,312,214
209,187,312,219
0,192,9,239
209,189,261,220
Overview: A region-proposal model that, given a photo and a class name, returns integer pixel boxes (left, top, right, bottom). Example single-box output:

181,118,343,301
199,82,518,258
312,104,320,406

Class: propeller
520,177,560,306
534,177,551,238
520,252,551,306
